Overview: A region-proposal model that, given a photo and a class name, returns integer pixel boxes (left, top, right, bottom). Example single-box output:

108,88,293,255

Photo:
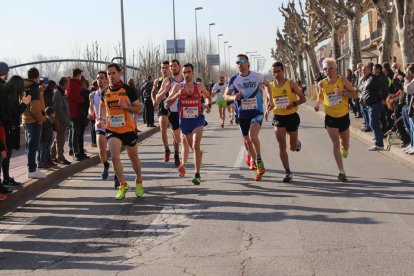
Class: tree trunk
379,9,396,64
394,0,414,66
298,53,306,83
331,27,341,60
305,44,320,80
347,16,362,71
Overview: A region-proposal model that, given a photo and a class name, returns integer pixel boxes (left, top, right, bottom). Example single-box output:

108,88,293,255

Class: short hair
374,64,383,71
97,71,107,78
107,63,122,72
127,78,135,86
366,63,374,71
146,75,153,80
45,106,55,116
272,61,284,70
72,68,83,77
59,77,69,86
196,77,202,82
407,64,414,74
92,79,98,88
322,58,337,68
183,63,194,71
162,60,170,66
237,54,249,61
170,59,180,65
383,63,391,70
28,67,40,79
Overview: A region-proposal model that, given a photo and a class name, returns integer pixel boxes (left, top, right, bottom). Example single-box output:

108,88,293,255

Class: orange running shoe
178,164,186,177
249,160,256,170
256,160,265,176
246,154,251,167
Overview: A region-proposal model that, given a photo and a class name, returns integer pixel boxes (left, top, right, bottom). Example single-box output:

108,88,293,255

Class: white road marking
233,146,246,169
0,216,38,242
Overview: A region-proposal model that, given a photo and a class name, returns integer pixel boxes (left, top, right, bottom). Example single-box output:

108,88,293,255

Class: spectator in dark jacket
38,107,55,168
51,77,71,165
43,80,56,108
140,75,155,127
22,67,47,179
1,75,31,188
359,64,385,151
0,62,10,198
67,68,85,161
375,64,392,134
78,77,91,159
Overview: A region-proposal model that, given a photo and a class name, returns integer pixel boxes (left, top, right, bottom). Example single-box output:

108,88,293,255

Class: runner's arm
165,84,181,107
286,80,306,110
199,83,212,113
88,93,95,118
342,77,358,99
315,81,324,111
155,78,171,104
151,81,158,105
263,79,274,112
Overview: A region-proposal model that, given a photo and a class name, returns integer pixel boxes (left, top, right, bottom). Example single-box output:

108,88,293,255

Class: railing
371,28,382,40
360,38,371,48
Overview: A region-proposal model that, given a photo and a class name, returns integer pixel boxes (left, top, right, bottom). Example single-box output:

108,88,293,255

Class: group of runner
93,55,357,200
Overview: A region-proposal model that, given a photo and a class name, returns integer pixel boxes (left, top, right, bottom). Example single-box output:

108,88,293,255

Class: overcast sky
1,0,289,71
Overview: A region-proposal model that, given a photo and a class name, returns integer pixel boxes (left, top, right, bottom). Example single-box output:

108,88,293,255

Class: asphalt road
1,105,414,275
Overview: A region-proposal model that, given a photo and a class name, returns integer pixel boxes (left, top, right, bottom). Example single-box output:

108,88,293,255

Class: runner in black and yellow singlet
151,61,173,162
266,62,306,182
314,58,358,182
97,63,144,200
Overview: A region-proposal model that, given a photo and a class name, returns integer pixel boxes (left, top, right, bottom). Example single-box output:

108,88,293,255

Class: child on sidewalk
38,107,55,169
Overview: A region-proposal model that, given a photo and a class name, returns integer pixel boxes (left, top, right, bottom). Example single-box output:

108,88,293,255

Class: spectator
359,64,385,151
67,68,85,161
0,62,10,198
385,92,410,147
375,64,392,134
403,65,414,154
43,80,56,108
127,78,142,132
346,69,359,118
140,75,155,127
1,75,31,188
78,77,91,159
22,67,46,178
89,80,99,147
383,62,396,94
51,77,71,165
38,107,55,168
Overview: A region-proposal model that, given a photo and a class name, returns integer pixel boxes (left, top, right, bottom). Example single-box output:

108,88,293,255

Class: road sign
207,54,220,66
166,39,185,54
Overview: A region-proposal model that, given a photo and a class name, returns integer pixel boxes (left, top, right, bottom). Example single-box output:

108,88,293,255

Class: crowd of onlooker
345,62,414,152
0,62,156,201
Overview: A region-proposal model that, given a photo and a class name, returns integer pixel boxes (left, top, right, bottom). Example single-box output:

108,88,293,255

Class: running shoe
295,140,302,152
2,178,22,187
192,174,201,185
178,164,186,177
338,172,348,182
246,154,251,167
340,142,348,158
256,160,265,176
164,149,171,162
102,165,110,180
135,183,144,197
254,171,262,181
174,154,180,167
249,160,256,170
115,184,130,200
283,173,293,183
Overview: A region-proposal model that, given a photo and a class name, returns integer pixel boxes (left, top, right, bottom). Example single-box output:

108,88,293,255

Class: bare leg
181,133,190,165
326,127,344,170
97,134,107,163
275,127,289,170
191,126,204,173
108,138,124,182
249,123,262,159
126,143,141,180
159,116,170,149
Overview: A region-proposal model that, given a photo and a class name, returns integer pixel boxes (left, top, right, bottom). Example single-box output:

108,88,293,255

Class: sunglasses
323,66,334,71
236,59,248,65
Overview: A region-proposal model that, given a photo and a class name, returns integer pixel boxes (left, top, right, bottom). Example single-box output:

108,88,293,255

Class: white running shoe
404,146,413,153
368,145,384,151
28,170,46,179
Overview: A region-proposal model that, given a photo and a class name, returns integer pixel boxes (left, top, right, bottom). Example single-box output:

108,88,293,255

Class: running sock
136,178,142,184
165,146,170,151
256,154,262,161
195,172,200,178
339,169,345,175
286,169,291,175
120,181,128,187
103,161,110,168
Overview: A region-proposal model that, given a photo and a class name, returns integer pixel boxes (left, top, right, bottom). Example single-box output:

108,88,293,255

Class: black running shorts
324,114,350,133
272,112,300,132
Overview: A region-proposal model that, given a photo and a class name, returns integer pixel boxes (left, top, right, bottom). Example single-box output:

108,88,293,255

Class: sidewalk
304,97,414,165
0,123,160,214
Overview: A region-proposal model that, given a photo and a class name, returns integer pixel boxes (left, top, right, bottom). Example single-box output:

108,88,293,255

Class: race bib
109,114,126,127
241,98,258,110
275,96,289,109
327,93,342,107
183,107,199,119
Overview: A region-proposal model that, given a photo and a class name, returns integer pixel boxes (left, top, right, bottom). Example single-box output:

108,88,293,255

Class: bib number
327,93,342,107
241,98,258,110
275,96,289,109
109,114,126,128
183,107,199,119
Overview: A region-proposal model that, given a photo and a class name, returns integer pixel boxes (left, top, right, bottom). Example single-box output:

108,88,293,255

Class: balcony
360,37,371,49
371,28,382,41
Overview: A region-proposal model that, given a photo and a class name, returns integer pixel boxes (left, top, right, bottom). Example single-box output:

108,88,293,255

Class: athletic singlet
93,89,106,132
322,76,348,118
102,84,137,134
227,71,265,119
271,79,298,116
212,82,227,101
178,83,203,119
168,76,184,113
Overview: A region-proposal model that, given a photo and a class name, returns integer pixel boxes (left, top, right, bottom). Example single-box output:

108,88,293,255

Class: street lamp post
120,0,127,81
194,7,203,77
173,0,177,58
246,51,258,62
223,41,228,73
228,45,232,71
208,23,215,54
217,34,223,73
251,54,261,71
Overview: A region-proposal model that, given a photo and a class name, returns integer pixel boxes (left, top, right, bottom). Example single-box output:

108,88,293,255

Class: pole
224,41,228,73
228,45,232,72
194,7,203,77
218,34,223,73
173,0,177,58
120,0,127,81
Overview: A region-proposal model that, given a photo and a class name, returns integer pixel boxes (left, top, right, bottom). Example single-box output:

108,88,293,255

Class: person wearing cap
22,67,47,179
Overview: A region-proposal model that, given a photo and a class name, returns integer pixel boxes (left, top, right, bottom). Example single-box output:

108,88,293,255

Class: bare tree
373,0,396,64
83,41,109,78
393,0,414,66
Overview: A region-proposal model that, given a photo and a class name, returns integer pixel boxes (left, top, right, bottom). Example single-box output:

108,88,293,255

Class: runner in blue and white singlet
225,54,274,181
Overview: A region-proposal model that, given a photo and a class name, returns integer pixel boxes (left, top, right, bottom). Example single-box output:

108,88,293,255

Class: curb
303,102,414,165
0,126,160,215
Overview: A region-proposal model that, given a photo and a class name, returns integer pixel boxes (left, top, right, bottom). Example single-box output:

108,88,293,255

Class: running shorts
324,113,350,133
238,114,263,137
272,112,300,132
106,130,139,147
